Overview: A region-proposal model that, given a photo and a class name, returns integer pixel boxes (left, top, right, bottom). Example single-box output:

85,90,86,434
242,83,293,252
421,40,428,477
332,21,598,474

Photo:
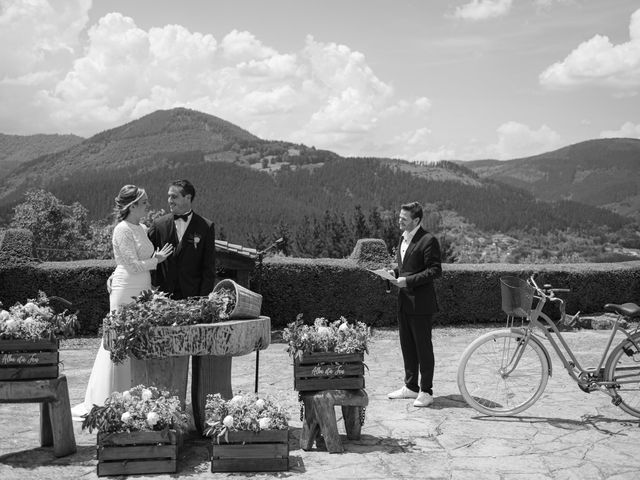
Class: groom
148,179,217,434
148,179,216,299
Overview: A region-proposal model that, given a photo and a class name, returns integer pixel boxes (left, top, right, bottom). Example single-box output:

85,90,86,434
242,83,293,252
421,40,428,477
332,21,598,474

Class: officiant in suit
387,201,442,408
148,179,216,299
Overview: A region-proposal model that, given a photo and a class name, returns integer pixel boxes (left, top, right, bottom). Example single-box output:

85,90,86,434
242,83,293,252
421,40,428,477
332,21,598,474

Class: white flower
141,389,153,401
338,323,349,332
23,302,40,315
0,310,10,322
4,319,17,331
22,316,36,326
230,395,243,404
121,412,131,423
122,391,132,402
259,417,271,430
255,398,266,411
223,415,234,428
317,326,331,337
146,411,159,427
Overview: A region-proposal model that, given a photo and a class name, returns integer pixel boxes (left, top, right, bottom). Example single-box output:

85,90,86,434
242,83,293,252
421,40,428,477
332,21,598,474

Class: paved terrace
1,325,639,480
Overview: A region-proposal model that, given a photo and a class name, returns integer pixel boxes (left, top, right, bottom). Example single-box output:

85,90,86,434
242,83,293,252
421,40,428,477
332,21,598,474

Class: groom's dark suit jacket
393,226,442,315
148,212,216,299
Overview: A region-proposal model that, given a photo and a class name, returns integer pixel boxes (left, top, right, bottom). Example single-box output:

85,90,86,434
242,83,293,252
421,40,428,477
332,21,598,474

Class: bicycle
457,274,640,417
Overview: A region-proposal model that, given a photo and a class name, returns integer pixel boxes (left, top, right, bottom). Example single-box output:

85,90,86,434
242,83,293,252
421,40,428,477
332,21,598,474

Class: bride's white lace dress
72,220,159,417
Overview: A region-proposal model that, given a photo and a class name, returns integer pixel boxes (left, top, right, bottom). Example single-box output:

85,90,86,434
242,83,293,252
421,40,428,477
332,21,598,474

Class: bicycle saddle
604,303,640,318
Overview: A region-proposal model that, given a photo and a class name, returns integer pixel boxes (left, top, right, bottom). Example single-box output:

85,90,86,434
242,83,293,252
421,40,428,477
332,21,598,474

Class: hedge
1,257,639,335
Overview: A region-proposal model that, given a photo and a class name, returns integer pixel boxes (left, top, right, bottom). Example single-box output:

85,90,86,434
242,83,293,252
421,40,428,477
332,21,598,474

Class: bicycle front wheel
457,329,549,416
604,332,640,418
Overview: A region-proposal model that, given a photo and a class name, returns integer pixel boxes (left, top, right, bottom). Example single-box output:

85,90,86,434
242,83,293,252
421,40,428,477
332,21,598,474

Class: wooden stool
300,389,368,453
0,375,76,457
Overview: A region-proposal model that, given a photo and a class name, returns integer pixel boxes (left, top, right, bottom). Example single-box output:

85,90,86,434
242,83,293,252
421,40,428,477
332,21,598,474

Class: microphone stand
253,237,285,393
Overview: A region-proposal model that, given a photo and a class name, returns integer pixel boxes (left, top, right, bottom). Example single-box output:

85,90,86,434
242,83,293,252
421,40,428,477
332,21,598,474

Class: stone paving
1,325,640,479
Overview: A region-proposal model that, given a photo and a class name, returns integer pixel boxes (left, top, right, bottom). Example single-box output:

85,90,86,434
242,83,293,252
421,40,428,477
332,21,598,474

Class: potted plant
283,315,371,391
82,384,189,476
206,393,289,472
0,291,78,380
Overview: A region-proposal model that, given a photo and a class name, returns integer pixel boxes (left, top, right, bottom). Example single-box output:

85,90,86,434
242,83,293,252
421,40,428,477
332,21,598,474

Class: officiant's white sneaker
387,386,419,399
413,391,434,407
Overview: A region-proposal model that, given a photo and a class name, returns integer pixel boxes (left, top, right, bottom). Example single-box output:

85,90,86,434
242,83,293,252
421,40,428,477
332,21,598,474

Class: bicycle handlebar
528,274,570,299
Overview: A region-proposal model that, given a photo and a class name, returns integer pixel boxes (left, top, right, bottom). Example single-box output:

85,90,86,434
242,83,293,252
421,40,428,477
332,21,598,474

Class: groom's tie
174,211,192,222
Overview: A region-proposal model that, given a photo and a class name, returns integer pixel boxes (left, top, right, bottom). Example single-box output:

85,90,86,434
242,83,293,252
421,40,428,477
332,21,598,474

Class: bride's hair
114,184,146,221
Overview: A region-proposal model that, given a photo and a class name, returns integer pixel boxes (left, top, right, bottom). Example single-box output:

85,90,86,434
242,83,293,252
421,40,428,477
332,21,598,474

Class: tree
10,189,93,260
353,205,369,241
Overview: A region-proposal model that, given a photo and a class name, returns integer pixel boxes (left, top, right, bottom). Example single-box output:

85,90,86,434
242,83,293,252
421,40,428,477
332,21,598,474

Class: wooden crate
294,352,365,391
0,339,59,381
212,429,289,472
97,430,179,477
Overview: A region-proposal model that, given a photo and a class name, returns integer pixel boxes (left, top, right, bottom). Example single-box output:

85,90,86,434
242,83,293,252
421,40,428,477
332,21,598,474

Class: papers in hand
369,268,397,283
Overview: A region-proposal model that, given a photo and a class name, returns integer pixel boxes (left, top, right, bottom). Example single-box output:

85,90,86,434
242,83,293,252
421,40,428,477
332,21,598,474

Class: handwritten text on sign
0,353,42,365
311,363,345,378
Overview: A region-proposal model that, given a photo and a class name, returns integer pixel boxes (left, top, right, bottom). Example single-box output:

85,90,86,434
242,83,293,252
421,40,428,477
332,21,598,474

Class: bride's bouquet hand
154,243,174,263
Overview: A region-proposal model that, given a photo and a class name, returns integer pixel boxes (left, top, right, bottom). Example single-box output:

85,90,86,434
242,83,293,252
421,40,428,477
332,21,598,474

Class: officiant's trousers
398,312,434,395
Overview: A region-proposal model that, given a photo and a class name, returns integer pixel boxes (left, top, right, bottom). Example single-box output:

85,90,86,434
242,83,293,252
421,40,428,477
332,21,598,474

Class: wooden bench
0,375,76,457
300,389,368,453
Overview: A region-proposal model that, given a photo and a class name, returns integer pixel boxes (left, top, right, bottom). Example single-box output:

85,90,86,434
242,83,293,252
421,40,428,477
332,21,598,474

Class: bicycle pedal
578,383,593,394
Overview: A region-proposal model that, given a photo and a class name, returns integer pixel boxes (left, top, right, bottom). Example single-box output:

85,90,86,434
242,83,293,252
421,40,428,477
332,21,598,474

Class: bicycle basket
500,276,534,318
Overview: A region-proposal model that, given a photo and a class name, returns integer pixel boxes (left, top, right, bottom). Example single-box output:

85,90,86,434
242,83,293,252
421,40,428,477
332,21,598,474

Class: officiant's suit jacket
148,212,216,299
393,226,442,315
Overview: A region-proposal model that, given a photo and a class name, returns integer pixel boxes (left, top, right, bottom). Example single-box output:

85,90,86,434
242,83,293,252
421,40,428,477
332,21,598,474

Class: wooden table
104,316,270,435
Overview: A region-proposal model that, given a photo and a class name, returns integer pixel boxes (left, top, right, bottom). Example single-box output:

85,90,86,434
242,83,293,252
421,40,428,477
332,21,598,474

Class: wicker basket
500,276,534,318
214,279,262,319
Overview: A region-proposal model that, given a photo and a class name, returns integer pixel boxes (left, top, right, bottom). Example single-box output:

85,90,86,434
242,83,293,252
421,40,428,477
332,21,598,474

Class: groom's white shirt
174,213,192,242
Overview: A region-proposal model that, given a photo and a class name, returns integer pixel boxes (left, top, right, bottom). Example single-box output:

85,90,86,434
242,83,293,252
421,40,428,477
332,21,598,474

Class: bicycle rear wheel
604,332,640,418
457,329,549,416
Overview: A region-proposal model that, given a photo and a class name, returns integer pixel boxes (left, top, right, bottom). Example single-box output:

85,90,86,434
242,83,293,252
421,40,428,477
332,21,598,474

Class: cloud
600,121,640,139
489,121,563,159
450,0,513,21
539,8,640,89
0,5,433,158
0,0,90,79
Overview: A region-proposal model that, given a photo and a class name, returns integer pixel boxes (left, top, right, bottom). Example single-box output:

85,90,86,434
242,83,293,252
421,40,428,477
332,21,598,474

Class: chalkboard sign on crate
212,429,289,472
97,430,179,477
294,352,365,391
0,339,59,380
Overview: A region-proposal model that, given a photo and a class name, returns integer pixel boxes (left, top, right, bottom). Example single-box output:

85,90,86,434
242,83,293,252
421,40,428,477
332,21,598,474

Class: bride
72,185,173,418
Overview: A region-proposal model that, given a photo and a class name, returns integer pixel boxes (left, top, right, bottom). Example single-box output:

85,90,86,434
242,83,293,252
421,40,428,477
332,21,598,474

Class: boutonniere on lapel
192,234,201,250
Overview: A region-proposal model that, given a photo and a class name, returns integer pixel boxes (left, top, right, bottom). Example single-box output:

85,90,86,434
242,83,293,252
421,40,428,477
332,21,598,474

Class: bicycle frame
507,290,640,399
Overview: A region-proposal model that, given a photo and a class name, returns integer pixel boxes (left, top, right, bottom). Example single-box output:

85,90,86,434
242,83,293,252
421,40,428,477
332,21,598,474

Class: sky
1,0,639,162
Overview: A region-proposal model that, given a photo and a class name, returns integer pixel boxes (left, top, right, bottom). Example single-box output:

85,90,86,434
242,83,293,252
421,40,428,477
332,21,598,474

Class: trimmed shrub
1,257,639,334
349,238,393,268
0,228,38,265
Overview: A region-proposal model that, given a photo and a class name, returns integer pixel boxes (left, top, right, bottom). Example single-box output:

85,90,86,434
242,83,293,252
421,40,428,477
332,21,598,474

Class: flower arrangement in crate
82,384,189,434
206,393,289,473
0,291,78,380
103,288,236,364
82,384,189,477
0,291,78,341
283,315,371,391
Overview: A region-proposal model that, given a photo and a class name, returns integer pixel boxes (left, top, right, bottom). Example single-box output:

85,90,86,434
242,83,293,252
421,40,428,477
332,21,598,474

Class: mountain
0,108,635,260
0,133,83,177
461,138,640,220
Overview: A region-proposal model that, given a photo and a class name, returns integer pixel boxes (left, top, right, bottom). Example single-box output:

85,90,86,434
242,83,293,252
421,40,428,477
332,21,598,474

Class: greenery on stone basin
104,288,235,364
